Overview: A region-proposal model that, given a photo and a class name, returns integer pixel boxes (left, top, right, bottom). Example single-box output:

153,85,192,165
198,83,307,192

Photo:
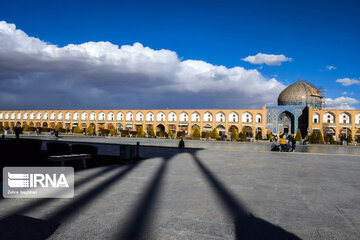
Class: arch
203,111,213,122
98,112,105,121
57,112,63,120
4,112,9,120
313,113,320,123
203,124,212,131
50,112,56,120
323,112,335,124
146,112,154,122
43,122,48,128
16,112,21,120
36,112,41,120
29,112,35,120
135,112,144,121
256,113,262,123
23,112,28,120
278,111,294,134
10,112,15,120
168,112,177,122
116,112,124,121
73,112,79,121
179,112,189,122
191,112,201,122
89,112,96,121
156,124,165,132
256,127,262,136
192,124,200,130
107,112,114,121
339,127,351,141
216,125,226,135
323,127,336,142
356,113,360,124
156,112,166,122
43,112,48,120
242,112,253,123
126,112,133,121
0,112,3,119
29,121,34,127
107,123,114,129
339,112,351,124
228,112,239,123
65,112,71,121
81,112,88,121
242,126,253,137
216,112,226,123
228,125,238,133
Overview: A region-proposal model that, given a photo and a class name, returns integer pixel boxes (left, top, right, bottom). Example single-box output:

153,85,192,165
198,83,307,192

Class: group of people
271,134,296,152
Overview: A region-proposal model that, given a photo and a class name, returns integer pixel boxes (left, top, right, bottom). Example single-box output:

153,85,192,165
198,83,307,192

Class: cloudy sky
0,0,359,110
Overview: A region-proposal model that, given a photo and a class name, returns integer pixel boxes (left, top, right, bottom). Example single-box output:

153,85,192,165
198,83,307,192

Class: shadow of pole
191,153,301,240
115,156,171,240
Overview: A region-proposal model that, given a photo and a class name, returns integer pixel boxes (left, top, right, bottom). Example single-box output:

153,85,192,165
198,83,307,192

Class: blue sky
0,0,359,110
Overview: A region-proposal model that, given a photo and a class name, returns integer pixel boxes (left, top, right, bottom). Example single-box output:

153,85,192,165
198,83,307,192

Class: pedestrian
14,124,22,139
290,134,296,152
279,135,286,152
179,137,185,149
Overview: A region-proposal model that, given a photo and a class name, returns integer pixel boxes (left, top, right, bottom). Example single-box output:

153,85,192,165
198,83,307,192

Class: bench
48,154,91,168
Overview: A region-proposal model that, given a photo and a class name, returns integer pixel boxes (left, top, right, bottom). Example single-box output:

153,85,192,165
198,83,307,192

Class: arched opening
356,129,360,143
192,124,200,130
228,125,238,135
242,126,253,137
156,124,165,132
323,127,336,142
278,111,295,134
216,125,226,136
203,124,212,132
339,128,351,141
256,127,262,137
43,122,48,128
29,122,34,127
16,121,21,126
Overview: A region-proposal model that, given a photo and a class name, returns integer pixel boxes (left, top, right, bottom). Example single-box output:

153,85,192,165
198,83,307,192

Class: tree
255,133,262,140
210,128,219,139
137,126,145,137
230,128,239,140
192,127,200,139
149,127,155,138
201,131,210,139
4,122,9,130
346,134,353,143
295,129,302,141
23,124,29,131
168,130,174,138
54,124,61,132
86,126,94,135
239,131,247,141
330,135,336,144
73,126,81,134
109,127,117,136
310,131,317,144
316,130,324,144
0,125,3,131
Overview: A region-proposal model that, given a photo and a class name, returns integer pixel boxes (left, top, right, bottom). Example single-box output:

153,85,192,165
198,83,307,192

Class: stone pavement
0,149,359,239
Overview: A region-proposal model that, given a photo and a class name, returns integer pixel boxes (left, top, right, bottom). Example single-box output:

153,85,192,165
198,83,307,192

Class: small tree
86,126,94,135
54,124,61,132
23,124,29,131
4,122,9,130
149,127,155,138
210,128,220,139
239,131,247,141
168,130,174,138
137,126,145,137
73,126,81,134
310,131,317,144
255,133,262,140
0,125,3,131
346,134,353,143
330,135,336,144
109,127,117,136
230,128,239,140
295,129,302,141
192,127,200,139
316,130,324,144
201,131,210,139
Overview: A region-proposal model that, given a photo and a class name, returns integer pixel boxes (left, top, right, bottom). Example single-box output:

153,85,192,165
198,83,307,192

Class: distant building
1,80,359,141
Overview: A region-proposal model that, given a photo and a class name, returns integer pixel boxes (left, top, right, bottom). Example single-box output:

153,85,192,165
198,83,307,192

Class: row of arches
315,127,360,141
0,111,263,123
313,112,360,124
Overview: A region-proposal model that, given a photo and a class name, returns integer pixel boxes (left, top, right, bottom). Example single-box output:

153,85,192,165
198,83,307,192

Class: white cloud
324,97,359,110
336,78,360,86
0,21,286,109
342,91,354,96
326,65,336,70
242,53,292,66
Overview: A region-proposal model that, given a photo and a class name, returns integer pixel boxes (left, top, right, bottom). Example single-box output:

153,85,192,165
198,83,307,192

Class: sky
0,0,359,110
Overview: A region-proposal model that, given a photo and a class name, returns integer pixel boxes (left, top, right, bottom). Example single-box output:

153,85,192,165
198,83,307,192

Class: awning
126,124,133,129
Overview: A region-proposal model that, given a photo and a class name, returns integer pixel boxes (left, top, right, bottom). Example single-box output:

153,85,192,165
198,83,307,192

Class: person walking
14,124,22,139
279,135,286,152
178,137,185,149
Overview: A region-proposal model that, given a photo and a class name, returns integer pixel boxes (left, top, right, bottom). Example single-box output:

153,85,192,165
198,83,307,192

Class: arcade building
1,81,360,141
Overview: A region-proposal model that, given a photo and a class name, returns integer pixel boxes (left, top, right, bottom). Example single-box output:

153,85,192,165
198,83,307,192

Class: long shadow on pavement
191,153,301,240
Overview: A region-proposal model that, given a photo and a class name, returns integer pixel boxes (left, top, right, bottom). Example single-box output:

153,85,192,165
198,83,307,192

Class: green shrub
121,129,129,137
4,122,9,130
192,127,200,139
230,128,239,140
239,131,247,141
330,135,336,144
86,126,94,135
169,130,174,138
210,128,219,139
316,130,324,144
73,126,81,134
295,129,302,141
149,127,155,138
137,126,146,137
109,127,117,136
176,131,185,138
0,125,4,131
346,134,353,143
310,131,317,144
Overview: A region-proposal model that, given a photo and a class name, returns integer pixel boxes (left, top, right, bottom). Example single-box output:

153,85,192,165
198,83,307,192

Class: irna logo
8,172,69,188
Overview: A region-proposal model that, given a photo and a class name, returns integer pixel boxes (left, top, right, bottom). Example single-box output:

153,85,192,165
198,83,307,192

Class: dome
278,81,323,109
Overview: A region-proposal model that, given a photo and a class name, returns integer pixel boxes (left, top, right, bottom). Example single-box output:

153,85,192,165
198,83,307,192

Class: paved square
0,149,359,239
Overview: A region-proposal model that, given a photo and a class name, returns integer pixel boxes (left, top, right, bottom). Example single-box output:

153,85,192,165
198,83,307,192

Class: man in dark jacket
14,124,22,139
178,138,185,149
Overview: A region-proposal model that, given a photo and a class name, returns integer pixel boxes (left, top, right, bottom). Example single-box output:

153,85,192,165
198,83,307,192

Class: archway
156,124,165,132
323,127,336,142
228,125,238,134
43,122,48,128
256,127,262,136
242,126,253,137
278,111,295,134
339,128,351,141
216,125,226,136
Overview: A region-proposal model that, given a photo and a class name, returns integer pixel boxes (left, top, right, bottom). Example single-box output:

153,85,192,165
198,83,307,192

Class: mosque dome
278,81,323,109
